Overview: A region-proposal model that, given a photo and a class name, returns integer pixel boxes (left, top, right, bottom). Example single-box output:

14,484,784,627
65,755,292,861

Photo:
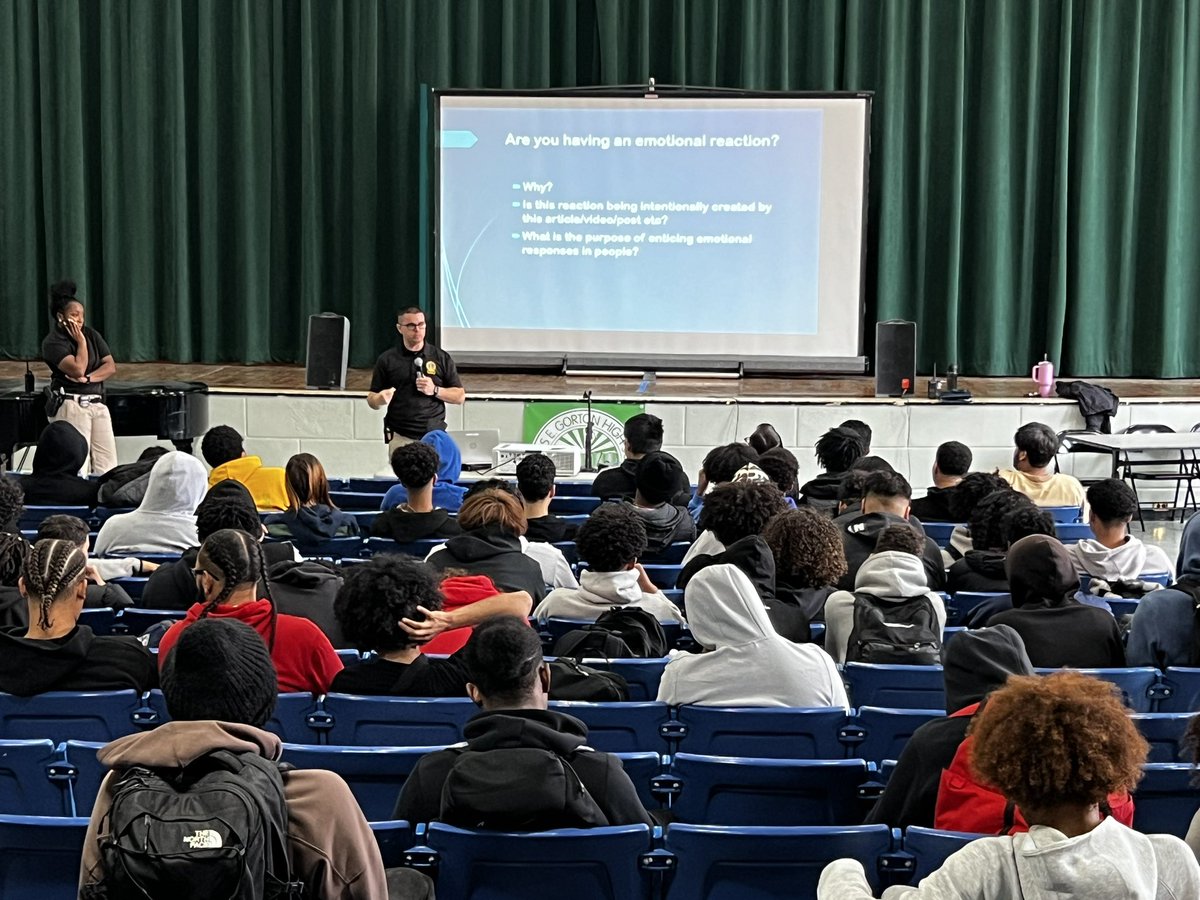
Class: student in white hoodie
819,671,1200,898
657,564,848,709
92,451,208,556
824,524,947,665
1069,478,1175,581
532,504,683,623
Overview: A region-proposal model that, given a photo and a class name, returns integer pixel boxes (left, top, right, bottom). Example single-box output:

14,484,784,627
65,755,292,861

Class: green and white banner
522,401,645,471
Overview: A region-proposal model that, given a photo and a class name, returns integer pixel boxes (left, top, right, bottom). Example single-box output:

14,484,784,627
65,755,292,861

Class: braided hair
196,528,278,649
0,533,32,588
21,538,87,630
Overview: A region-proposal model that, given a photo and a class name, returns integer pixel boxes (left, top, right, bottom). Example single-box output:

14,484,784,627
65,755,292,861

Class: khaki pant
52,397,118,475
386,432,418,463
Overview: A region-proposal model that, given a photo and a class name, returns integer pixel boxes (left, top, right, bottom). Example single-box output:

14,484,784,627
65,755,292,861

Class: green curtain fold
1,0,1197,375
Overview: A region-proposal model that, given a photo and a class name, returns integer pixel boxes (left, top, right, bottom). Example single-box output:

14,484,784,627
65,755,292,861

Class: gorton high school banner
522,402,645,471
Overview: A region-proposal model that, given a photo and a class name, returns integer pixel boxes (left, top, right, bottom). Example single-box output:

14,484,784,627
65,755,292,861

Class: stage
2,361,1198,489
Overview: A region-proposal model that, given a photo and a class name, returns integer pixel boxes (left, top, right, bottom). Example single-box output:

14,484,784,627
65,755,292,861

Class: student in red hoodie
156,528,342,694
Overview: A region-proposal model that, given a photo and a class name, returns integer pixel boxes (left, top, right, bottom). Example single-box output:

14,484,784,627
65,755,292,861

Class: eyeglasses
398,322,426,331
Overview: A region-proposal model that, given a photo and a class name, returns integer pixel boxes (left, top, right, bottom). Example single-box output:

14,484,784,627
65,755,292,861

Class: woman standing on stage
40,280,118,474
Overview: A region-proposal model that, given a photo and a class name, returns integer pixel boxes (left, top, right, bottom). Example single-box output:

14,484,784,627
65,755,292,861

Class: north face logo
182,829,223,849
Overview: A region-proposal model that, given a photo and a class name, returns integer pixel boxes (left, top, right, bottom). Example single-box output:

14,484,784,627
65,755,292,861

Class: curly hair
1087,478,1137,525
0,533,31,588
458,489,527,536
1002,504,1057,547
970,672,1148,812
200,425,245,468
838,469,869,506
815,427,865,474
576,504,648,571
462,615,544,705
391,441,440,490
948,472,1011,522
196,481,261,542
334,555,444,654
969,490,1034,552
21,538,88,630
702,443,759,485
0,476,23,531
756,447,800,495
284,453,336,513
699,481,788,545
761,508,847,587
873,523,924,556
515,452,557,502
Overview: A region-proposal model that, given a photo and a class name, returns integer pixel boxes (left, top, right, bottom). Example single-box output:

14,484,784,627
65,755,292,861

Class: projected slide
436,94,869,365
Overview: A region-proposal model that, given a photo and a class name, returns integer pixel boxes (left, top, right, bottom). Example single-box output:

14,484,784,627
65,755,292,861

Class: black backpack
547,657,630,701
846,591,942,666
91,749,303,900
439,746,609,831
551,606,669,659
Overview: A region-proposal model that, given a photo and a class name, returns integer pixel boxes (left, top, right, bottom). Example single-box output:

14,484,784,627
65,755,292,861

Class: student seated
1070,478,1175,581
687,441,759,523
746,422,782,454
533,504,683,624
946,489,1031,595
36,515,135,610
799,426,866,515
201,424,289,511
865,625,1034,829
18,420,100,506
93,450,208,556
682,479,788,566
263,453,358,549
755,446,801,505
329,555,529,696
998,422,1087,511
987,535,1125,669
0,533,31,628
941,471,1012,562
627,451,696,554
820,671,1200,898
762,506,849,625
0,475,22,533
516,452,577,543
157,529,343,694
824,525,948,665
0,538,155,696
591,413,690,503
658,564,848,709
393,615,654,828
909,440,972,522
834,471,946,591
380,429,467,513
1128,513,1200,669
93,445,168,508
78,618,391,899
370,441,462,543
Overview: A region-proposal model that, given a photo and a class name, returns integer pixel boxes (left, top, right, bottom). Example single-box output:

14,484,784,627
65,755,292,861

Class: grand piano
0,382,209,471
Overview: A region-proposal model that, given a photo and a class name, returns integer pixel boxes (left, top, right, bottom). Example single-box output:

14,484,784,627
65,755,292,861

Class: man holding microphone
367,307,466,459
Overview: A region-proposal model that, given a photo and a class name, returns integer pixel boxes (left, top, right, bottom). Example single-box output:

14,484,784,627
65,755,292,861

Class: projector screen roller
435,92,870,369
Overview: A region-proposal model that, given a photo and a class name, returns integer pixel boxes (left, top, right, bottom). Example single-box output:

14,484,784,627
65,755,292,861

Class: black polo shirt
41,325,111,395
370,341,462,440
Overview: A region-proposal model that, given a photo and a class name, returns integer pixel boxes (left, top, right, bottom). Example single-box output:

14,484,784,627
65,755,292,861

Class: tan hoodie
78,721,387,899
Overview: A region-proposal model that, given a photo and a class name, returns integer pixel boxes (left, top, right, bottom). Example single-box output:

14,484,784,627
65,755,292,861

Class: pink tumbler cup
1032,358,1055,398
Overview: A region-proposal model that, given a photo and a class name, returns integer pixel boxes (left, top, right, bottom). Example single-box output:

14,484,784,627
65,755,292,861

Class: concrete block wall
94,392,1200,504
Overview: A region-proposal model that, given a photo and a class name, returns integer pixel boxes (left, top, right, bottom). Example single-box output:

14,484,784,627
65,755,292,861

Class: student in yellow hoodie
200,425,289,511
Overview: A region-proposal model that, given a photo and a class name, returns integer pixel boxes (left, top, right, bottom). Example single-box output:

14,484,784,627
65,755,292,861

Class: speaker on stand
874,320,917,397
306,313,350,390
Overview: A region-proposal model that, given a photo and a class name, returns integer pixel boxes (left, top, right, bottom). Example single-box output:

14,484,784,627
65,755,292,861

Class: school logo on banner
523,402,645,470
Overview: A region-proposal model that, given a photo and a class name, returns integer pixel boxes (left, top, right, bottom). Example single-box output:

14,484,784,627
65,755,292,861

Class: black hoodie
18,421,100,506
427,525,546,601
370,507,462,543
140,543,298,611
523,514,578,544
946,550,1010,595
0,624,158,696
864,625,1034,828
268,559,349,649
834,510,946,592
629,501,695,555
394,708,654,827
909,486,957,523
264,504,359,550
590,455,691,504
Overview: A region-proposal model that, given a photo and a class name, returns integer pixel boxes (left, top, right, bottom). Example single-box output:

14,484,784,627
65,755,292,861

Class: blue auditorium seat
639,564,684,590
370,819,414,867
17,505,92,530
301,536,366,558
1131,714,1193,764
1045,505,1084,523
331,490,392,510
640,542,693,565
671,706,846,759
662,823,904,899
77,607,118,635
421,822,653,900
615,751,664,810
1132,764,1200,838
1054,522,1094,543
661,754,878,826
944,592,1009,627
921,522,959,548
110,607,186,637
548,496,603,515
842,664,946,710
540,618,683,655
551,540,579,564
110,576,149,600
61,740,108,817
902,826,985,882
547,701,672,753
281,744,442,821
583,658,668,702
0,814,91,900
346,477,395,494
1032,667,1160,713
314,695,476,746
336,648,362,668
363,536,444,559
839,707,944,765
550,481,595,496
0,740,71,816
0,690,159,743
1155,668,1200,713
147,689,319,744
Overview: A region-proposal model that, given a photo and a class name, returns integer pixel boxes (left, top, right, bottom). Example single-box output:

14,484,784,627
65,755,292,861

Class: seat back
0,814,91,900
583,658,668,702
840,707,944,765
281,744,442,821
1032,668,1159,713
842,664,946,710
547,701,671,753
62,740,108,817
146,689,319,744
318,695,476,746
364,536,445,559
921,522,959,547
1131,714,1193,764
548,496,603,515
17,506,92,530
902,826,985,883
1132,764,1200,838
0,690,157,743
614,751,664,810
1054,522,1094,543
424,822,653,900
0,740,70,816
370,819,414,868
1157,668,1200,713
77,607,118,636
110,607,186,637
673,706,845,759
945,592,1009,627
1044,505,1083,523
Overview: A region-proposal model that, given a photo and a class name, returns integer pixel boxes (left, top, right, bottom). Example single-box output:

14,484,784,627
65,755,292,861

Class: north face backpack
934,704,1135,833
439,746,610,831
551,606,669,659
845,592,942,665
91,749,303,900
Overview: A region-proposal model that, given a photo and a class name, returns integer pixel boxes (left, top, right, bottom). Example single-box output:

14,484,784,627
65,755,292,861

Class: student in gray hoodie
1070,478,1175,582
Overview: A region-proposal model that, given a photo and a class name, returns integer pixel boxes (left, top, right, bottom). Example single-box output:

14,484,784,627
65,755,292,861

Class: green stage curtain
2,0,1198,375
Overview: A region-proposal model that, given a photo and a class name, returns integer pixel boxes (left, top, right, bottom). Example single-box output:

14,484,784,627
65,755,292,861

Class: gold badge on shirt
425,361,437,375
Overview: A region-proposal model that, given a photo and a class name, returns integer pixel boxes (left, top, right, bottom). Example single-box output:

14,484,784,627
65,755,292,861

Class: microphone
414,357,424,380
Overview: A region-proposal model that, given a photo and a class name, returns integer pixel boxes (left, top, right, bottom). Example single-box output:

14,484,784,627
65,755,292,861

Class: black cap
161,618,278,727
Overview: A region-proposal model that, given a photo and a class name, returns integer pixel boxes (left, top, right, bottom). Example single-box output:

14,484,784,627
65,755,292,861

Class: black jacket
394,708,654,827
18,421,99,507
1056,381,1120,433
774,578,836,625
834,511,946,592
590,455,691,504
946,551,1010,595
370,508,462,543
0,624,157,696
264,505,358,549
630,502,695,556
909,486,957,523
798,472,845,516
330,650,469,697
140,543,298,611
865,625,1034,828
524,515,578,544
268,560,348,649
426,526,546,601
988,602,1126,669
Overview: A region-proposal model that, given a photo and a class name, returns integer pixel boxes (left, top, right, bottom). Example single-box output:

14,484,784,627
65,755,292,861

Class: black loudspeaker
306,313,350,390
874,320,917,397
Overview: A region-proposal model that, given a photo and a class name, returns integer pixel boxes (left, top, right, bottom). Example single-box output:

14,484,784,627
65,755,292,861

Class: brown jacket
78,721,388,899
